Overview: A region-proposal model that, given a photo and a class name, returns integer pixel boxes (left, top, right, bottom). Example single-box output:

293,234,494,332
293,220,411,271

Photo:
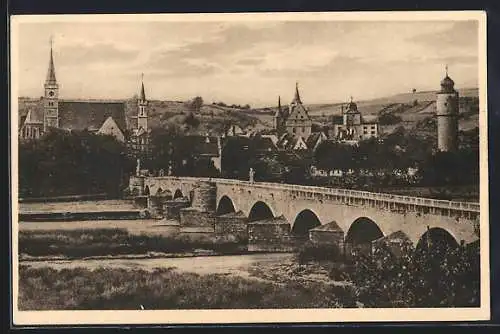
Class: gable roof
98,116,123,133
276,133,308,150
58,101,127,133
23,108,44,125
288,102,310,120
305,132,326,149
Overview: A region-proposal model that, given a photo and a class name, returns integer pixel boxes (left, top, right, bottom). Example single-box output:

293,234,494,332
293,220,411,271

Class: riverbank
18,228,249,259
18,255,355,310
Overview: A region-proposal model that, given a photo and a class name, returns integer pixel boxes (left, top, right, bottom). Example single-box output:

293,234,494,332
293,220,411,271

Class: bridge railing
144,176,480,213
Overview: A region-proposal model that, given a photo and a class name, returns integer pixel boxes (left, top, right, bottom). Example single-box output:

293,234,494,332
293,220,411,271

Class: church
274,82,313,138
19,41,150,153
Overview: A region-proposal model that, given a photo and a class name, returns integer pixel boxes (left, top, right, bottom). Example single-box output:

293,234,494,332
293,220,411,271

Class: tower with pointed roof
43,36,59,131
284,81,312,138
274,95,286,135
137,73,148,131
436,65,459,152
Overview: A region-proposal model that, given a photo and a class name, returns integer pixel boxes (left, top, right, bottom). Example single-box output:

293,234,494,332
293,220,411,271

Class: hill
17,97,266,136
16,87,479,137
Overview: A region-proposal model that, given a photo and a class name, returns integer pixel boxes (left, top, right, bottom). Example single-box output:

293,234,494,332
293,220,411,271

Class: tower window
292,127,296,133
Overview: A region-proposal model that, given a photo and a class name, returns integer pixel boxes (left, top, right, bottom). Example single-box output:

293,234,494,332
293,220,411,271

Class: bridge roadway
134,176,480,248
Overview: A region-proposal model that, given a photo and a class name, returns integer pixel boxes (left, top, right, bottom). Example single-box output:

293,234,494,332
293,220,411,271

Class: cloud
56,42,139,67
409,21,478,49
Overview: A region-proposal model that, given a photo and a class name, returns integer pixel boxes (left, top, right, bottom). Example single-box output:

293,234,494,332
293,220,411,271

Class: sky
14,18,479,107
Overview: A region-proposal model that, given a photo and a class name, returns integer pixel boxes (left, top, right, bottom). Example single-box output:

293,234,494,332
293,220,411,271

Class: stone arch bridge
130,176,480,250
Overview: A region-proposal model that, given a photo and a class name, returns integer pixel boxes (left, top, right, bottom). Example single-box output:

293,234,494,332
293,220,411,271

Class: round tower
436,66,459,152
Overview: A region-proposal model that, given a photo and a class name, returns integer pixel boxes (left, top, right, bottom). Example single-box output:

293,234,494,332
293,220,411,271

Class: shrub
296,241,342,264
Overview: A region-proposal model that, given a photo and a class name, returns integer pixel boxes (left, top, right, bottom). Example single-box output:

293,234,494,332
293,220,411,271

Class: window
292,127,296,133
371,131,376,135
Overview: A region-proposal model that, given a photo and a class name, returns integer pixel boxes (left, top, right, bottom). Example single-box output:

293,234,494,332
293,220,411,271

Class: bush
344,244,480,307
296,241,342,264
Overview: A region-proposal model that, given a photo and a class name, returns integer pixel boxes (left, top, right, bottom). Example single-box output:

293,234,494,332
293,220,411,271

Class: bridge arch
217,195,237,215
415,227,459,255
173,189,183,199
248,201,275,222
291,209,322,237
156,187,163,195
345,217,384,245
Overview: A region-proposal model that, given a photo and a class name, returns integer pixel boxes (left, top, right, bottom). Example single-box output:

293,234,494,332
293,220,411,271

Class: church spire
278,95,281,111
293,81,302,104
140,73,146,101
45,36,57,86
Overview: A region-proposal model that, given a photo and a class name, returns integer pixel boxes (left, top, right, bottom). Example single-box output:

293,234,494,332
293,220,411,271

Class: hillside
17,87,479,136
17,97,266,136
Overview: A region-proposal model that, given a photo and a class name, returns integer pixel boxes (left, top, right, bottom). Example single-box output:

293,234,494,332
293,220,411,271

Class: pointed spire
445,64,449,77
45,35,57,85
140,73,146,101
278,95,281,110
293,81,302,104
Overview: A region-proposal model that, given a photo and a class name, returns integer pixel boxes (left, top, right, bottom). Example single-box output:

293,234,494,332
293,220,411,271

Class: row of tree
313,128,479,187
19,129,134,198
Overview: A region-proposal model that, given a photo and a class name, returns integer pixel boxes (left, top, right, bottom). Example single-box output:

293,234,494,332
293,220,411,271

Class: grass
18,265,350,310
19,228,246,259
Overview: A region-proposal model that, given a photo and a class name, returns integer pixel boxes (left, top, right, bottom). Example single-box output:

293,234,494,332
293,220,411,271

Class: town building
331,97,379,143
274,82,313,138
18,39,147,151
276,132,308,151
436,66,459,152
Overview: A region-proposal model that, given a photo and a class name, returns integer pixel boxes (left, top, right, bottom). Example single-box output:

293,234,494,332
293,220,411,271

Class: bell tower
137,73,148,130
44,36,59,131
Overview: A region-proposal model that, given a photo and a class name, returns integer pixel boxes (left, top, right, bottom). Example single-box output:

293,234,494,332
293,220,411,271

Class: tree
190,96,204,113
19,129,133,198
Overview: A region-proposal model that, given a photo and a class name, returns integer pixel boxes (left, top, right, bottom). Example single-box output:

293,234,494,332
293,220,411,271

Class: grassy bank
19,265,349,310
19,228,246,259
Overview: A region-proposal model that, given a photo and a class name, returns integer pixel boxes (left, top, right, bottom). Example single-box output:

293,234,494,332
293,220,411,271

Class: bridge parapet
140,176,480,215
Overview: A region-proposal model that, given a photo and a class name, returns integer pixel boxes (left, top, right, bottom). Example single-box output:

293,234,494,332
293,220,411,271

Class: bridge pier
179,180,218,235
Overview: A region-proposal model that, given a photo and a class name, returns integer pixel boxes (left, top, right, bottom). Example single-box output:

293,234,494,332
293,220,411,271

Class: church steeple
45,36,57,86
140,73,146,101
293,81,302,104
137,73,148,131
43,35,59,131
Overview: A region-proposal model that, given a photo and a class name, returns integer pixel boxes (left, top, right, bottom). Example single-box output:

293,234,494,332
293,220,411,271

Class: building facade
331,97,379,143
436,67,459,152
274,82,313,138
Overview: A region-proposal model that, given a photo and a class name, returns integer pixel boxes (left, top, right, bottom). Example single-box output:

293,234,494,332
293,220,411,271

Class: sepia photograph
10,11,489,325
